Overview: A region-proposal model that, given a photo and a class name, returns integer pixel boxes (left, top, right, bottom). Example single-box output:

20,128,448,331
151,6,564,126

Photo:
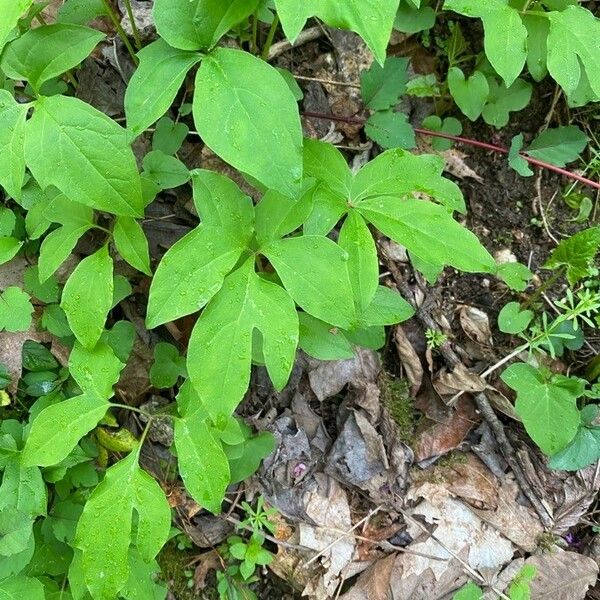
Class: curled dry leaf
459,305,493,346
433,363,487,396
340,552,396,600
394,325,424,396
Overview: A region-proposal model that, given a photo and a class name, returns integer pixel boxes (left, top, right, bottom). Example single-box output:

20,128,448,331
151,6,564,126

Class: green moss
380,373,419,443
437,451,469,468
157,541,203,600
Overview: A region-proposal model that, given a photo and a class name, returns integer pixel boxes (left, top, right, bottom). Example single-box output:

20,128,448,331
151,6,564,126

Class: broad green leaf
508,134,533,176
193,48,303,197
338,212,378,312
447,67,489,121
153,0,260,51
146,226,246,328
522,13,548,81
149,342,186,388
360,285,414,326
276,66,304,101
69,340,125,398
61,245,114,349
121,549,167,600
255,188,313,246
152,116,189,155
0,576,44,600
361,57,409,110
174,411,230,514
444,0,527,86
303,139,352,197
142,150,190,190
0,238,23,266
125,39,202,137
549,425,600,471
0,0,33,53
546,5,600,98
405,73,439,97
394,1,436,33
25,95,143,217
453,582,483,600
0,508,33,556
481,77,532,128
421,115,462,152
1,24,104,91
38,223,93,283
23,265,60,303
75,451,170,600
501,363,583,455
303,186,348,236
0,287,33,332
264,236,356,328
57,0,108,24
365,110,416,150
22,393,108,467
497,301,533,334
496,261,532,292
101,320,135,363
543,226,600,284
524,125,588,167
274,0,401,64
225,431,276,484
351,149,465,213
298,313,355,360
0,90,28,200
0,459,46,517
358,197,495,273
187,260,298,420
113,216,152,276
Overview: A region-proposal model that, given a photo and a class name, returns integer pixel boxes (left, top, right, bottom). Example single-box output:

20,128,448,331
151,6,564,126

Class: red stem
301,111,600,191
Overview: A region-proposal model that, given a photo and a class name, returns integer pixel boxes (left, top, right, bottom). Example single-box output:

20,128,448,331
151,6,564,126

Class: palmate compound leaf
125,39,202,137
274,0,401,64
443,0,527,87
75,450,171,600
501,363,584,455
147,170,254,328
24,95,144,217
193,48,303,198
153,0,260,51
0,90,28,200
187,259,298,423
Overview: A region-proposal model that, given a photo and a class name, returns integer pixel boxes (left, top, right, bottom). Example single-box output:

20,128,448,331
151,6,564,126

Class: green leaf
175,410,230,514
0,0,33,53
543,226,600,285
522,13,548,81
447,67,489,121
338,212,378,312
113,216,152,276
41,304,71,338
57,0,108,24
0,90,28,200
303,186,348,236
405,73,439,97
25,95,144,217
482,77,532,128
276,67,304,101
524,125,588,167
38,224,91,283
0,576,44,600
501,363,583,455
546,5,600,98
0,287,33,332
549,425,600,471
0,238,23,266
23,265,60,304
444,0,527,86
153,0,260,51
0,508,33,556
298,313,355,360
274,0,401,64
69,340,125,398
193,48,303,197
365,110,416,150
149,342,186,388
146,225,246,328
142,150,190,190
357,198,495,273
225,431,275,484
421,115,462,151
125,39,202,138
23,393,108,467
75,451,170,599
152,116,189,155
452,581,483,600
394,1,436,33
264,236,356,329
508,134,533,176
0,24,104,91
360,285,414,326
303,139,352,197
187,259,298,421
497,301,533,334
22,340,58,372
61,246,114,349
360,57,408,110
0,459,47,517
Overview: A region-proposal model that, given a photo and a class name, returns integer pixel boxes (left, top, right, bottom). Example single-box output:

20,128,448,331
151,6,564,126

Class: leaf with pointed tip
113,216,152,276
522,13,548,82
38,223,93,283
0,576,44,600
0,90,28,200
187,259,298,421
303,139,353,197
525,125,588,167
0,0,33,53
543,226,600,284
508,133,533,177
359,285,414,326
69,341,125,398
0,459,46,517
482,77,532,128
298,313,354,360
361,57,409,110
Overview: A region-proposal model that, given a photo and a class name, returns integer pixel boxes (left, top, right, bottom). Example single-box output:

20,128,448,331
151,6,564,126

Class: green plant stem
523,268,565,310
100,0,139,65
110,402,153,418
122,0,142,49
261,14,280,60
251,13,259,54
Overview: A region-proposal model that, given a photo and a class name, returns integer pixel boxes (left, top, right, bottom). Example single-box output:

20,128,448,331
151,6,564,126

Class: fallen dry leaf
459,305,493,346
394,325,424,396
341,552,396,600
433,364,486,396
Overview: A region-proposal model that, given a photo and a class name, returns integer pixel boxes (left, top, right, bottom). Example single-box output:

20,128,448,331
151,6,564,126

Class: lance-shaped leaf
0,90,28,200
263,236,356,328
524,125,588,167
61,245,114,349
25,95,144,217
359,285,414,327
193,48,303,198
1,24,104,91
187,259,298,422
125,39,202,137
113,216,151,276
0,459,47,517
303,138,353,197
0,0,33,53
298,313,355,361
153,0,260,51
75,450,170,600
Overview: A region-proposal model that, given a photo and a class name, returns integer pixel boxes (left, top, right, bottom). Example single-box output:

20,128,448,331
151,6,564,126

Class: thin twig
294,74,361,89
267,26,323,60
